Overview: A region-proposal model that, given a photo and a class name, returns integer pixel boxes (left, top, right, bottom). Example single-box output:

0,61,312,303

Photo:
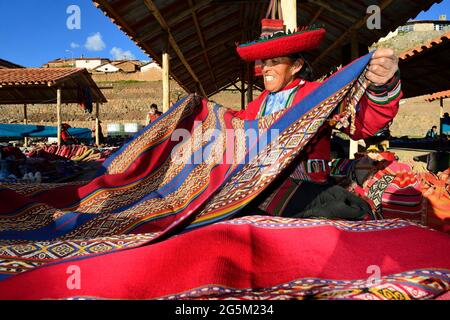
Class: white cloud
85,32,106,51
70,42,80,49
110,47,136,60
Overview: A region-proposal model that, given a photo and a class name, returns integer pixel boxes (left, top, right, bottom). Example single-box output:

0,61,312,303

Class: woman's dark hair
288,52,314,81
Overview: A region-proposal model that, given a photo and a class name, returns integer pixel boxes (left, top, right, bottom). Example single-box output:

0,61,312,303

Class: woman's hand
365,48,399,87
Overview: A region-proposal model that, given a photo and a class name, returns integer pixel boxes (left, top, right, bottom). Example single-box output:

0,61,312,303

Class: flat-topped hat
236,23,326,62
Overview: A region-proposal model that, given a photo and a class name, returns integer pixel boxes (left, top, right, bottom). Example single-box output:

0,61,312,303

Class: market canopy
399,31,450,99
93,0,441,97
0,123,92,140
0,68,107,105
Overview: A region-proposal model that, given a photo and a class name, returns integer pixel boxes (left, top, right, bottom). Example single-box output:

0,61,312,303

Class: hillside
371,29,449,54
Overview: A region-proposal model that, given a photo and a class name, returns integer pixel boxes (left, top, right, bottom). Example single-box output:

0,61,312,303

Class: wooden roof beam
181,61,239,94
143,0,207,97
198,62,238,82
308,7,324,25
94,0,193,96
306,0,358,24
188,0,217,90
138,5,237,46
180,48,238,77
170,29,242,73
182,61,234,86
312,0,395,68
166,0,214,26
301,4,348,32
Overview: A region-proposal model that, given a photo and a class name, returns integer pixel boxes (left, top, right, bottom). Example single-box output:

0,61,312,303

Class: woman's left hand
365,48,399,87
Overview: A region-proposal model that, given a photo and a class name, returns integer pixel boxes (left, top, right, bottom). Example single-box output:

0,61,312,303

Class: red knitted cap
237,28,326,62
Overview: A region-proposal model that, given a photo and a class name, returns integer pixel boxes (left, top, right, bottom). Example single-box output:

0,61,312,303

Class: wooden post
95,102,100,146
280,0,297,32
349,31,359,159
23,104,29,147
246,62,253,103
440,97,444,135
162,50,170,113
240,65,246,109
57,88,62,146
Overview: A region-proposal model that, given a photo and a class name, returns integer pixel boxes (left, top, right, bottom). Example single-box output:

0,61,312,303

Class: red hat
237,26,326,62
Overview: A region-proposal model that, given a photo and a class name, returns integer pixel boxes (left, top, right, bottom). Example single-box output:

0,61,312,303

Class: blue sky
0,0,149,67
0,0,449,67
415,0,450,20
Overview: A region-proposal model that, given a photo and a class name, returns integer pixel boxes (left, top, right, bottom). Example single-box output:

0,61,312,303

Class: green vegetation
114,80,145,84
371,30,449,55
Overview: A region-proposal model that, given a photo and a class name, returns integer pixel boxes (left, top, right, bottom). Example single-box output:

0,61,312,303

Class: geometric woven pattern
0,214,448,300
0,233,155,276
160,269,450,300
0,52,403,283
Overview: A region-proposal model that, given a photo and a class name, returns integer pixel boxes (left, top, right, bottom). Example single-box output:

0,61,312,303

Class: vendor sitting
61,123,78,145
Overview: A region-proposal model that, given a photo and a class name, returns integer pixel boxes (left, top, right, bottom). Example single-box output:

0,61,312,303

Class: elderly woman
234,25,402,220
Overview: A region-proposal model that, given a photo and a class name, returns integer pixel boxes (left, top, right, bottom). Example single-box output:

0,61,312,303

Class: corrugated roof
399,31,450,98
93,0,442,97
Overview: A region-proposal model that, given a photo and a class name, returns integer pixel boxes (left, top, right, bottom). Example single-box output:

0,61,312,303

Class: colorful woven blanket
0,53,449,300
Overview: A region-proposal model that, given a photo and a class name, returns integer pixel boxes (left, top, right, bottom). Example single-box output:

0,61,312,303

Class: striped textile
365,72,402,105
0,53,373,279
364,160,424,222
330,158,355,177
0,53,449,301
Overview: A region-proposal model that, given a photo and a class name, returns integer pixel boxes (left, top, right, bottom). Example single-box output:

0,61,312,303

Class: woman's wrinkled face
262,56,303,93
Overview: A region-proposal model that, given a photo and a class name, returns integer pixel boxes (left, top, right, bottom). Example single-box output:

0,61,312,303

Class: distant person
443,113,450,136
426,126,438,139
443,113,450,125
146,103,162,125
61,123,78,145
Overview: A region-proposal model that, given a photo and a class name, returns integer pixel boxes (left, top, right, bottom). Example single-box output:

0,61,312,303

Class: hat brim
237,28,326,62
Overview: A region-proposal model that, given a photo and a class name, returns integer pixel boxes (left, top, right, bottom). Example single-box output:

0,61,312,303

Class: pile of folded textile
27,144,103,162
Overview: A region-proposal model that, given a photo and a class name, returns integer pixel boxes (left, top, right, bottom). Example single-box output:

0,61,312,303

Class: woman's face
262,56,303,92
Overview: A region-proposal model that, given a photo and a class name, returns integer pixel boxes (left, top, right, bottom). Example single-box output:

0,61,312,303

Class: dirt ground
390,96,450,138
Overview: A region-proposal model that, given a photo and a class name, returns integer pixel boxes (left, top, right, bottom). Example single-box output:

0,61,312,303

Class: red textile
0,217,449,300
233,78,401,182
